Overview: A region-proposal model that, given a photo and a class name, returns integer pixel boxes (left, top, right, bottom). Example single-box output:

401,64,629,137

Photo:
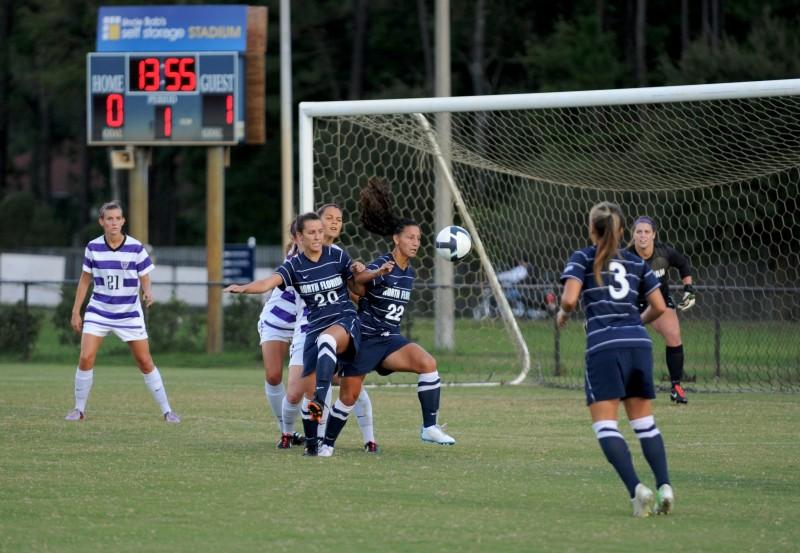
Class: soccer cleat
277,433,293,449
291,432,305,445
631,483,655,518
364,441,379,454
307,400,324,423
670,384,688,404
65,408,84,421
303,438,319,457
163,411,181,424
420,424,456,445
654,484,674,515
318,444,335,457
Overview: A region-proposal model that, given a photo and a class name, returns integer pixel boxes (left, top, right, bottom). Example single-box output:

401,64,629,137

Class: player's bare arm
140,274,155,308
224,273,283,295
71,272,93,334
353,261,394,284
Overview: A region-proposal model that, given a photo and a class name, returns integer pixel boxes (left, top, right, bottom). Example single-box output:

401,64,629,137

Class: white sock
354,388,375,443
74,368,94,412
281,395,301,434
143,367,171,415
265,381,285,432
317,385,334,438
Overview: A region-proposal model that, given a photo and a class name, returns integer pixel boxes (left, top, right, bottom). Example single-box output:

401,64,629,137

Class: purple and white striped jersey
82,234,153,330
259,286,300,332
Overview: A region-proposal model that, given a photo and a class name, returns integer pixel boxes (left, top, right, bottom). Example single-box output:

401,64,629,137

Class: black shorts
637,289,675,313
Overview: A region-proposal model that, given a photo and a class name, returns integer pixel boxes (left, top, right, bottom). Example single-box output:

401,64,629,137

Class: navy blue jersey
561,246,661,354
275,245,356,334
358,253,415,337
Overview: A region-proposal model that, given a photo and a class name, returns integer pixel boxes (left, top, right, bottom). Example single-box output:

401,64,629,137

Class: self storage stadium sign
87,5,247,145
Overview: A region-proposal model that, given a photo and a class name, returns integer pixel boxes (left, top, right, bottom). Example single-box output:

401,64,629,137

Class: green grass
1,363,799,552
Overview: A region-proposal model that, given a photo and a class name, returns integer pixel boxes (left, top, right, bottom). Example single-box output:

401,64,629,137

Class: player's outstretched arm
352,260,394,284
223,273,283,295
71,272,93,334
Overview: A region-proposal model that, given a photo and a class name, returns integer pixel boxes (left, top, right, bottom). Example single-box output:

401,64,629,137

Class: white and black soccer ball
435,225,472,261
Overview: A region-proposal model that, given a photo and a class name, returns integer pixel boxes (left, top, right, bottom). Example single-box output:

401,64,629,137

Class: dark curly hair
359,177,417,236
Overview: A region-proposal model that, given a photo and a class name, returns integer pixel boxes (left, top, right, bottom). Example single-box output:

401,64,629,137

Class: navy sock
417,371,441,428
666,345,684,385
593,420,640,497
314,335,338,405
323,399,353,447
630,416,671,488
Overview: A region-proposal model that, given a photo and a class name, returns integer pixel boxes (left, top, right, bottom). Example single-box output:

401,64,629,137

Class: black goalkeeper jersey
627,241,692,308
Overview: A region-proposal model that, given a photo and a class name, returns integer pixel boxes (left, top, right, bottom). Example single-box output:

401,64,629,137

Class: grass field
2,363,799,553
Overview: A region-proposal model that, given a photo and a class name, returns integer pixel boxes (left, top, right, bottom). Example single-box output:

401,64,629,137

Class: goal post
299,78,800,391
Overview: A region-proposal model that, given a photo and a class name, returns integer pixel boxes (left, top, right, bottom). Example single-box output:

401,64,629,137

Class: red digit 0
106,93,124,127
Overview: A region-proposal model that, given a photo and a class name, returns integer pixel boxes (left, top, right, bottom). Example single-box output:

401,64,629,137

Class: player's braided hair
360,177,417,236
589,201,625,286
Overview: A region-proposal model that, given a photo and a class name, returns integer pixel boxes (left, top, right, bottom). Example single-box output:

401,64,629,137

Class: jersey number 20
608,261,630,300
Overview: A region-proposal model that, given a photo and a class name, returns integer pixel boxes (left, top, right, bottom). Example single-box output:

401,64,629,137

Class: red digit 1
179,57,196,91
106,94,124,127
139,58,159,91
164,58,181,91
226,94,233,124
164,106,172,137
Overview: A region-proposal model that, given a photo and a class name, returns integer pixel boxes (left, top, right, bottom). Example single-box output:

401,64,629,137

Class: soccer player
628,216,696,404
558,201,674,517
258,220,305,448
275,204,378,452
317,178,456,457
65,201,180,423
224,212,391,456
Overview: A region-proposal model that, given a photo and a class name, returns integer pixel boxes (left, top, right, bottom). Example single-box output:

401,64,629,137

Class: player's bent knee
419,353,437,374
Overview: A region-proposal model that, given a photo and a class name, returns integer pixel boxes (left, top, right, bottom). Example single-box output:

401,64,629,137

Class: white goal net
300,80,800,391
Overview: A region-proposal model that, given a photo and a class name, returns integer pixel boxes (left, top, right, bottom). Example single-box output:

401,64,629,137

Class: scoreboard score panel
87,51,244,145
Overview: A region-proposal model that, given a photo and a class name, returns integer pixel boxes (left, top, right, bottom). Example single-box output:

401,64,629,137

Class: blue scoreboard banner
97,5,248,53
223,243,255,284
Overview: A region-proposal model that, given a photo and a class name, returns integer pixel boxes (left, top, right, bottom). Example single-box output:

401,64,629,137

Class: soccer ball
435,225,472,261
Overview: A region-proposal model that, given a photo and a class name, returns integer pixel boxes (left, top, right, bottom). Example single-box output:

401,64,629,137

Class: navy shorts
584,346,654,405
302,315,361,377
339,333,411,377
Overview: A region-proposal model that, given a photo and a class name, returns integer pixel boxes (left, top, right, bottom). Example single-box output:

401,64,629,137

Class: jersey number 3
608,261,630,300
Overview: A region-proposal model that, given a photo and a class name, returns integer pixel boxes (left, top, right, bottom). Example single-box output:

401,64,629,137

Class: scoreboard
87,51,244,145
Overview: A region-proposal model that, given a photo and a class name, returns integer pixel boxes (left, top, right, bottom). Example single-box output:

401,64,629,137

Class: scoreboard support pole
129,147,150,245
206,146,226,354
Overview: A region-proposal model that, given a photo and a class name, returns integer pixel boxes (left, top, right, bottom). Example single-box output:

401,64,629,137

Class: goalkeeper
628,216,696,404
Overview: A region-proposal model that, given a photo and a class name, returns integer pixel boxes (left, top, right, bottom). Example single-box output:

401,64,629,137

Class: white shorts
288,327,306,367
83,321,148,342
258,319,293,344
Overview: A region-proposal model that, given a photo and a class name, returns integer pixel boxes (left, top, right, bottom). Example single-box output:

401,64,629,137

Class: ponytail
589,202,624,286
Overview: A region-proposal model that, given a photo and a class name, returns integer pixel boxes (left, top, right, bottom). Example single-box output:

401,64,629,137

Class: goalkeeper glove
677,284,696,311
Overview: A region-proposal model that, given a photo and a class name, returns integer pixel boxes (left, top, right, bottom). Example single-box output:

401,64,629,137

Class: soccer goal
299,79,800,391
